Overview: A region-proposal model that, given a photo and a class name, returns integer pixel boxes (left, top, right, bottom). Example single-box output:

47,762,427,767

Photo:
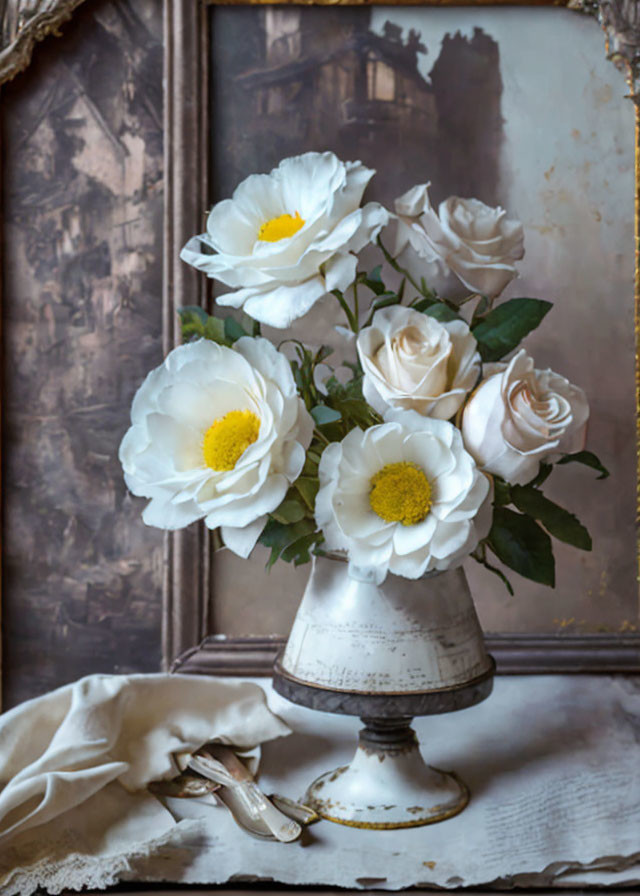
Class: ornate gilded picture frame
164,0,640,676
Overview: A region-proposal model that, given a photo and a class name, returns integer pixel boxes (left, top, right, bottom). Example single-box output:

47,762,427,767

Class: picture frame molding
162,0,640,674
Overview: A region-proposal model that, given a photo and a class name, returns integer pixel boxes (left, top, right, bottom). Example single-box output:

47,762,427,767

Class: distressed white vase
279,554,492,693
274,554,494,829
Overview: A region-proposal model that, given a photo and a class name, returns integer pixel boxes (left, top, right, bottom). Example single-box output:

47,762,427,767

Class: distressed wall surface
1,0,164,708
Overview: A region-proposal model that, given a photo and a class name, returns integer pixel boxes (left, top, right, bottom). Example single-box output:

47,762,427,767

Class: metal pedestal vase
273,555,494,830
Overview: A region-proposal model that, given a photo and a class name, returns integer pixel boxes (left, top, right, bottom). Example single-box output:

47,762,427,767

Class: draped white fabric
0,673,290,895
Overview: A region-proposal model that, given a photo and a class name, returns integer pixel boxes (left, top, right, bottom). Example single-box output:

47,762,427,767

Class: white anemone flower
315,409,492,581
119,338,314,558
180,152,388,328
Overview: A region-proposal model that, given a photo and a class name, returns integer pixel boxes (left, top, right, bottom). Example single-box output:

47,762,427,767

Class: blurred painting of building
430,28,503,205
210,7,502,212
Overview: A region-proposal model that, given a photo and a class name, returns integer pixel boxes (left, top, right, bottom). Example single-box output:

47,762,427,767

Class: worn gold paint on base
306,772,470,830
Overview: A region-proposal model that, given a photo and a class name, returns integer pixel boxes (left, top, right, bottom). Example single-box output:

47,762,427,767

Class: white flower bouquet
120,151,608,591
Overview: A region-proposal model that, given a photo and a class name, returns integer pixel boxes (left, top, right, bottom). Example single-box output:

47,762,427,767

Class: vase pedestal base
273,656,494,830
305,717,468,829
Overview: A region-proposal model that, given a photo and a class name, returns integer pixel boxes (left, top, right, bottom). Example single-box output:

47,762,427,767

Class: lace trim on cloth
0,819,204,896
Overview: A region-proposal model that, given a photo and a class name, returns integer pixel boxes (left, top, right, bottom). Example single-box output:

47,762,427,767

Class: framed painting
164,0,640,676
1,0,165,708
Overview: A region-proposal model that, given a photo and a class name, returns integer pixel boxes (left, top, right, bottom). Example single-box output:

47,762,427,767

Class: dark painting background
1,0,164,708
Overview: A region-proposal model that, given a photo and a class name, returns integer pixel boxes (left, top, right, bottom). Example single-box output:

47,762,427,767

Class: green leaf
178,305,208,325
423,303,460,323
178,306,208,341
204,316,227,343
302,451,321,477
325,372,364,402
224,317,247,343
311,405,342,425
314,344,334,364
411,296,436,312
529,463,553,488
472,298,553,362
259,518,317,569
557,450,610,480
510,486,592,551
294,476,319,511
488,507,555,587
493,477,512,507
365,292,401,325
270,497,307,525
362,265,387,296
281,532,322,565
178,307,233,345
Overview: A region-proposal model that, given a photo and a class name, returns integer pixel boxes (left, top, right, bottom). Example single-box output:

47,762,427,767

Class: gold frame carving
165,0,640,676
0,0,90,85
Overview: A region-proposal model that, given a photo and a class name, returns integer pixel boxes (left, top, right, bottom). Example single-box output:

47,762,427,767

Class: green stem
313,429,331,446
332,289,357,332
470,547,514,596
353,280,360,330
377,236,424,297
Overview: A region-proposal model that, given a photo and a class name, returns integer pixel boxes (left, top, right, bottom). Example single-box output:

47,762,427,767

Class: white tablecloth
131,674,640,890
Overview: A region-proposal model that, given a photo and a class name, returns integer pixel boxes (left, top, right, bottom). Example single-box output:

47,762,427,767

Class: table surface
125,674,640,892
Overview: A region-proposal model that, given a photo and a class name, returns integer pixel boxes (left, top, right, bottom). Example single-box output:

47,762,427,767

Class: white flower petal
324,252,357,293
392,185,524,300
358,308,479,421
121,339,311,533
315,416,488,580
462,349,589,485
181,152,383,326
220,516,267,558
219,277,327,329
346,202,389,254
142,497,203,530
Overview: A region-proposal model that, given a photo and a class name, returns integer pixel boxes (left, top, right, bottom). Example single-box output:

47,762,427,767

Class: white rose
119,338,314,558
461,349,589,486
357,305,481,420
394,184,524,301
180,152,388,328
315,409,492,581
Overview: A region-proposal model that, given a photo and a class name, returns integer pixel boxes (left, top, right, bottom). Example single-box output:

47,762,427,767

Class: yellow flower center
369,462,432,526
202,410,261,471
258,211,305,242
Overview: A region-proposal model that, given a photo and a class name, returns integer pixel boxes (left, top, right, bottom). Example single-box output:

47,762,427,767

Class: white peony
461,349,589,486
180,152,388,328
315,409,492,581
119,338,314,557
357,305,480,420
394,184,524,301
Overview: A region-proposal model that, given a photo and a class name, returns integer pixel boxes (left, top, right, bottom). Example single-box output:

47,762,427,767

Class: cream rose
180,152,388,328
357,306,481,420
461,349,589,486
394,184,524,301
